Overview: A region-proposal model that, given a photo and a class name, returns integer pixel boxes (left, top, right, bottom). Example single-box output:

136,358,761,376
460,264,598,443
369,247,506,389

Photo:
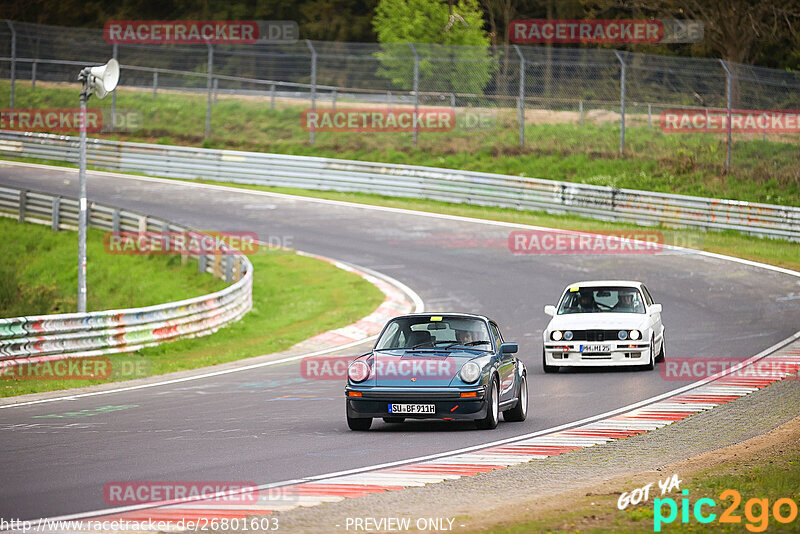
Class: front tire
503,374,527,422
543,349,559,374
347,415,372,431
656,335,666,362
475,378,499,430
641,336,656,370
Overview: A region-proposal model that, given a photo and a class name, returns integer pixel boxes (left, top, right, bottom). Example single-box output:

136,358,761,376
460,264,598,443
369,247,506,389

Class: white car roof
562,280,644,290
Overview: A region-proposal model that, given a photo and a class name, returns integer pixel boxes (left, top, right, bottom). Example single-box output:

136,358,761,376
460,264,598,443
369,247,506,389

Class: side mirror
500,342,518,354
650,304,662,314
544,305,556,317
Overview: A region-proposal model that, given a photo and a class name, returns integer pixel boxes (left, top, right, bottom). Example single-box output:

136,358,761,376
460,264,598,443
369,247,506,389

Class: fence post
614,51,626,155
579,100,583,125
52,196,60,231
18,190,26,223
205,43,214,139
719,59,732,172
31,61,37,89
306,39,317,145
410,43,420,146
153,71,158,99
387,90,391,111
270,83,276,110
213,77,219,104
111,43,118,127
647,104,652,129
513,45,525,147
225,255,233,282
7,21,16,109
332,89,337,111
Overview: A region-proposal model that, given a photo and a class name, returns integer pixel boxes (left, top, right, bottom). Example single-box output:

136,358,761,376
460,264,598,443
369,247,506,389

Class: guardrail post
332,89,337,111
614,51,626,155
18,189,26,222
7,21,16,108
233,256,241,282
31,60,37,89
213,78,219,104
52,196,60,231
205,43,214,140
225,255,233,282
410,43,420,146
111,43,118,127
198,253,207,274
270,83,276,110
112,209,120,232
213,254,222,277
513,45,525,147
579,100,583,125
719,59,733,172
306,40,317,145
153,71,158,99
648,104,652,129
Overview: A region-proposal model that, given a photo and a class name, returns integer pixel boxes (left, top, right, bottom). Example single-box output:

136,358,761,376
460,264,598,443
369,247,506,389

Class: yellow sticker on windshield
431,316,443,321
569,286,580,292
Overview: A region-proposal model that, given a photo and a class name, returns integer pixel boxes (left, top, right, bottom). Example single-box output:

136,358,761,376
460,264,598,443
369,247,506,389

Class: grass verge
0,219,385,398
1,81,798,206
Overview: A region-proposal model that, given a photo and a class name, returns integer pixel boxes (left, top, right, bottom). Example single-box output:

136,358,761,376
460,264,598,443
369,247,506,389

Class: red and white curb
69,340,800,530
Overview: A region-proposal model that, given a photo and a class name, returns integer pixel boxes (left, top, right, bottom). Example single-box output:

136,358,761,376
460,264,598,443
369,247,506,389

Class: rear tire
503,374,527,422
347,415,372,431
543,349,559,374
382,417,405,424
475,378,499,430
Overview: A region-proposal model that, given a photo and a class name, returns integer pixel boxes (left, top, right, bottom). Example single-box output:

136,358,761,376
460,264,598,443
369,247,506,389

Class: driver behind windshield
578,291,598,312
455,328,478,345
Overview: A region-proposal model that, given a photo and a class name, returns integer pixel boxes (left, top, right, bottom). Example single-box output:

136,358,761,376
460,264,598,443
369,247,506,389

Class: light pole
76,59,119,312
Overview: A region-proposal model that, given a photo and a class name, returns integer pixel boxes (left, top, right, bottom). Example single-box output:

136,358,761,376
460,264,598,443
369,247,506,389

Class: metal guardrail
0,184,253,364
1,130,798,240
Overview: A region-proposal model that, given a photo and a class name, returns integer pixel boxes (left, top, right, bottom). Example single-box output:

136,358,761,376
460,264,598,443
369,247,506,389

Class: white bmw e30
542,281,665,372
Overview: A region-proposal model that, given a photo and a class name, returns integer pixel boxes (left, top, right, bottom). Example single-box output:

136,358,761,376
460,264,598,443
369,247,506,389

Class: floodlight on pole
76,58,119,313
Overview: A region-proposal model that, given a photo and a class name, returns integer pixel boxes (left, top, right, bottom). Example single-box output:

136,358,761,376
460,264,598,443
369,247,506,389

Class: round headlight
551,330,563,341
618,330,628,340
629,329,641,340
460,362,481,383
563,330,573,341
347,361,370,382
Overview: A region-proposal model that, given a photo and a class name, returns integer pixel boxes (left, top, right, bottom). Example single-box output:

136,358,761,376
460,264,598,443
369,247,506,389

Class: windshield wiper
441,340,491,350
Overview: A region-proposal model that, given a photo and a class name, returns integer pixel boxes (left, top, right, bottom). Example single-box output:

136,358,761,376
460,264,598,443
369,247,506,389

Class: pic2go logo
654,489,799,532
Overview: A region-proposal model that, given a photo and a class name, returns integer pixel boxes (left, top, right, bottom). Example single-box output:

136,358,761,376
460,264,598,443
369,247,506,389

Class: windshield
375,316,492,351
557,287,645,314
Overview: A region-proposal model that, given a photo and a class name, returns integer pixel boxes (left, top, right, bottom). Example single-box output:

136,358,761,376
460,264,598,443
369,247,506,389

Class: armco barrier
1,130,798,240
0,185,253,365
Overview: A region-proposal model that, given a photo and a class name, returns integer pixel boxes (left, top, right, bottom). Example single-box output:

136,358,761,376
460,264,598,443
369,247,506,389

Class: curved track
1,162,799,521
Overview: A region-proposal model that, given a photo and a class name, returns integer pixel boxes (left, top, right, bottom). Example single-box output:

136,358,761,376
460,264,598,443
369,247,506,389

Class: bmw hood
547,313,647,331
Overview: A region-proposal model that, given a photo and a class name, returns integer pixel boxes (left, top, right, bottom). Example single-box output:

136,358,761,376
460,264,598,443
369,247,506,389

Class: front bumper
544,342,650,367
345,386,487,420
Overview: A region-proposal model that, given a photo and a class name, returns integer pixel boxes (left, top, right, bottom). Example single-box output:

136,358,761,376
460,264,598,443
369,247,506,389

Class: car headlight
347,361,370,382
459,362,481,383
563,330,573,341
618,330,628,340
629,329,641,340
551,330,563,341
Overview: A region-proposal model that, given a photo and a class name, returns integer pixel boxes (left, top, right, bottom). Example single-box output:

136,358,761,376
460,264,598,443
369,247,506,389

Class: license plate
581,344,611,353
388,403,435,414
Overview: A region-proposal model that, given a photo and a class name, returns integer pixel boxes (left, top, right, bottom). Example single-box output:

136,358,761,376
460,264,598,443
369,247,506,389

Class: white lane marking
0,259,423,410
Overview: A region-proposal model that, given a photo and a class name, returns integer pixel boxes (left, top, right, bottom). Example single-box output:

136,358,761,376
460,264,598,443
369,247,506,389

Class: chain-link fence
1,19,800,170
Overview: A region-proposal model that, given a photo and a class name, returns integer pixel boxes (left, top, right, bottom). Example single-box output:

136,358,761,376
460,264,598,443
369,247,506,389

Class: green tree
372,0,496,94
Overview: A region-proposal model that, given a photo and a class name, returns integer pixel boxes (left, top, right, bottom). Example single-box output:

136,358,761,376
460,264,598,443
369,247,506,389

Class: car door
641,285,663,348
490,321,516,403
